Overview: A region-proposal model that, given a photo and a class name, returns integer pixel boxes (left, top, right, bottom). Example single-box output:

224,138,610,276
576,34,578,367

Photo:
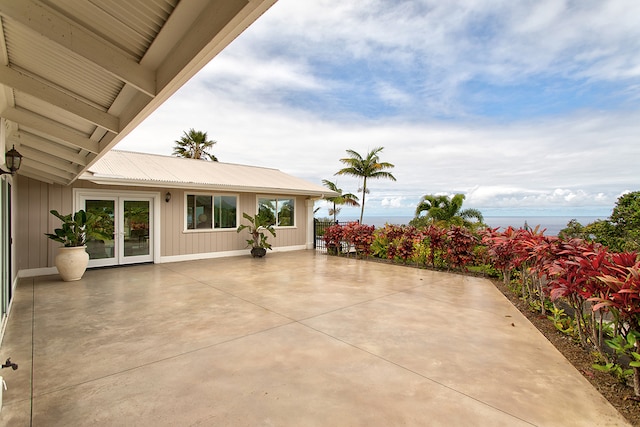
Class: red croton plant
589,252,640,396
342,222,375,257
385,225,419,264
481,226,524,286
444,226,477,271
323,222,375,257
421,224,447,268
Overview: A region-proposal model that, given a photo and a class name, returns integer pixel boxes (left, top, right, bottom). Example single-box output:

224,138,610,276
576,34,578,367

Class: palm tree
173,129,218,161
321,180,360,222
413,193,484,228
335,147,396,223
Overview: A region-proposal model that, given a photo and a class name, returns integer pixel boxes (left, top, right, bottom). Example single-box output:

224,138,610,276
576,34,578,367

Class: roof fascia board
0,0,156,97
153,0,278,99
81,175,332,197
155,0,246,91
0,65,120,132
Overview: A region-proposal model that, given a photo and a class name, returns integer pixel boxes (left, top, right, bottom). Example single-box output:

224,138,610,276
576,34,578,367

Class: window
186,194,237,230
214,195,237,229
258,197,295,227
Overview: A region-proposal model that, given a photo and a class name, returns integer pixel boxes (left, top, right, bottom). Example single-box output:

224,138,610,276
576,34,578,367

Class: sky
116,0,640,220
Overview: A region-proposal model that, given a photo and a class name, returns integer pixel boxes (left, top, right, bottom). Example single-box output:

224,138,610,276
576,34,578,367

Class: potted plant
237,212,276,258
44,209,108,281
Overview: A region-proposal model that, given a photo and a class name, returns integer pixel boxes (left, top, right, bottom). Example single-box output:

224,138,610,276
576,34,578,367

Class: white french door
78,193,155,267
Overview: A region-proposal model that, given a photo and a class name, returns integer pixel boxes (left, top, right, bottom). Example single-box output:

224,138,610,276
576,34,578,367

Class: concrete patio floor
0,250,630,426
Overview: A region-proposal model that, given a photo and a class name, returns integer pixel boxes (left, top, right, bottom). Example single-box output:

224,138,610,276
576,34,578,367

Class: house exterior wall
16,176,312,275
159,189,308,259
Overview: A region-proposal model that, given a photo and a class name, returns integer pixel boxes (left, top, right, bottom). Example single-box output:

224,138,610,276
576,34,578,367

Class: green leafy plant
547,305,575,335
45,209,109,247
593,333,640,385
592,361,633,384
606,334,640,366
370,230,390,259
237,212,276,250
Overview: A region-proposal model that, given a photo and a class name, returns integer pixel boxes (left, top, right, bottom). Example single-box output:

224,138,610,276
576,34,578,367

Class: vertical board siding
17,177,74,270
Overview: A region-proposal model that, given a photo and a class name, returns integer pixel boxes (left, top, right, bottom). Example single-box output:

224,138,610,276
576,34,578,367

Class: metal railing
313,219,345,251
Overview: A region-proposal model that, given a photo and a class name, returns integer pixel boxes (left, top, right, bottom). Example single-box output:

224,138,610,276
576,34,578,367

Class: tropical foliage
335,147,396,223
321,180,360,221
237,212,276,250
411,193,484,229
172,128,218,161
45,210,111,247
559,191,640,252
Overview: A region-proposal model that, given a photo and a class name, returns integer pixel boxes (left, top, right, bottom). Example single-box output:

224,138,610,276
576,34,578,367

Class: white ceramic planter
55,246,90,281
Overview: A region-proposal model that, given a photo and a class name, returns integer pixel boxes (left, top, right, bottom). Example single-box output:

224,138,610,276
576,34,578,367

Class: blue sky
116,0,640,220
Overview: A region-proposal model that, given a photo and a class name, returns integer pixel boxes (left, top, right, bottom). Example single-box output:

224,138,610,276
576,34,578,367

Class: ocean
338,216,604,236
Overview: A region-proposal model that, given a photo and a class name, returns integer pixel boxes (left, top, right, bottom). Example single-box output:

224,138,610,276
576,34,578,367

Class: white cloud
117,0,640,219
380,197,407,209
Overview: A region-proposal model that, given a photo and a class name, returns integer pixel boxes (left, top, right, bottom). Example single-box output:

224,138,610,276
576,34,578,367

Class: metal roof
81,150,337,198
0,0,277,185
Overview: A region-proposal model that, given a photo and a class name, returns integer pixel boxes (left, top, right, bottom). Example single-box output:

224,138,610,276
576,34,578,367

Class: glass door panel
80,194,154,267
85,199,116,265
123,200,150,258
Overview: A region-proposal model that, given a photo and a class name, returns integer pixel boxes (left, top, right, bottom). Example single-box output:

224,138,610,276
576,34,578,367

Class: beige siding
160,188,249,257
17,177,311,271
160,191,308,257
17,178,74,270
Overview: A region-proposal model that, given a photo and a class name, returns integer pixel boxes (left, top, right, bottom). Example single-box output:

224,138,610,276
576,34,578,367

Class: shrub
323,224,345,255
443,226,478,270
342,222,375,257
420,224,448,268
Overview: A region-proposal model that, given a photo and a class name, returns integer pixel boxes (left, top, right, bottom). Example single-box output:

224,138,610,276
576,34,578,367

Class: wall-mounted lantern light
0,145,23,175
165,192,171,203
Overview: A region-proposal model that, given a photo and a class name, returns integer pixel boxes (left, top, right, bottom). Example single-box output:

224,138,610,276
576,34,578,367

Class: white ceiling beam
0,0,156,97
17,145,81,174
20,158,75,181
10,130,89,166
1,107,100,153
18,165,65,185
0,65,119,133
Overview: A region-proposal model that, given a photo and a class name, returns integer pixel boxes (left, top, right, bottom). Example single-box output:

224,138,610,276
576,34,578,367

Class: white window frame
184,192,239,232
73,189,160,266
257,195,297,228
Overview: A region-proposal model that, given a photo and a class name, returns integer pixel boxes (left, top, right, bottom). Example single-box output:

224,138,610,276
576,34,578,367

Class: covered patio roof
0,0,277,185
